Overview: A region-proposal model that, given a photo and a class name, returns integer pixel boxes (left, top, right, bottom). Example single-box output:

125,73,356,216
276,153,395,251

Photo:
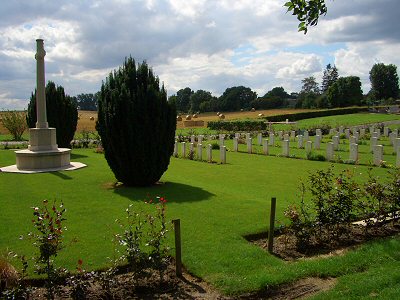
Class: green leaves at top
284,0,328,34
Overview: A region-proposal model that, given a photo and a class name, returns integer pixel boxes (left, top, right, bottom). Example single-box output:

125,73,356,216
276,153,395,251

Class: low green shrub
266,107,368,122
207,120,267,131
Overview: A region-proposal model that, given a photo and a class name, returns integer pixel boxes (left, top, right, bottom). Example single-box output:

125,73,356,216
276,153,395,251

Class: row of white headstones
174,125,400,167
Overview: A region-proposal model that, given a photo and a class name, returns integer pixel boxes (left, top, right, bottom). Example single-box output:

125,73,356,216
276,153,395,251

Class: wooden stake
268,197,277,253
173,219,182,277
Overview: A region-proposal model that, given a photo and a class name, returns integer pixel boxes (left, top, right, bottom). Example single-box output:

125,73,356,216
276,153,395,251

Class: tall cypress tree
27,81,78,148
321,64,339,93
96,57,176,186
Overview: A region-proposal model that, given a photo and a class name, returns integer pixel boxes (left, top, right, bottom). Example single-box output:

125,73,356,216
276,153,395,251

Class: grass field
1,146,400,297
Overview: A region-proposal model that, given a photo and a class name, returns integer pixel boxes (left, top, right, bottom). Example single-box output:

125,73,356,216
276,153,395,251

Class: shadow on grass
112,181,215,204
71,153,89,159
50,171,72,180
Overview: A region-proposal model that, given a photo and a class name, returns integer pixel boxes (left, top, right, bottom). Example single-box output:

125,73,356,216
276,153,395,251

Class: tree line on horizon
24,62,399,114
169,62,400,114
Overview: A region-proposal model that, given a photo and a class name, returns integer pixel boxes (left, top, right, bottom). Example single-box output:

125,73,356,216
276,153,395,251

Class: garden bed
247,221,400,261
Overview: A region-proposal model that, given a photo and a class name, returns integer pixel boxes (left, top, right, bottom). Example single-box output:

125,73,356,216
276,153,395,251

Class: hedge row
207,107,370,132
265,107,369,122
207,119,267,131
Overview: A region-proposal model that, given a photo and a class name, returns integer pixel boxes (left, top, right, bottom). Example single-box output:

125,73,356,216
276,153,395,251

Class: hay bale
90,116,95,121
176,116,182,121
192,114,198,118
185,115,192,120
218,114,225,120
240,109,244,112
251,108,256,112
258,113,264,117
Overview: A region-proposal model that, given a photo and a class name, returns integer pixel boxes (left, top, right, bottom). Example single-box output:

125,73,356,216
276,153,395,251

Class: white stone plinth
28,128,58,151
15,148,71,170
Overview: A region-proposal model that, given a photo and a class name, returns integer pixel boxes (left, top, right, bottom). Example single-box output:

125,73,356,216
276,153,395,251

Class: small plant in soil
28,200,67,299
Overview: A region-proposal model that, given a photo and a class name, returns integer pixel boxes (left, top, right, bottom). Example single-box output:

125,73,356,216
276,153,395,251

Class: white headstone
207,144,212,162
332,135,339,151
384,127,389,137
326,142,334,161
369,126,375,134
305,140,312,155
354,132,360,143
370,137,378,152
191,135,195,143
219,134,224,146
349,136,357,145
269,133,275,146
198,135,203,144
290,130,296,141
344,128,350,139
220,146,226,164
314,135,321,150
297,135,304,149
197,143,202,160
263,139,269,155
283,133,289,141
394,138,400,153
376,128,381,139
349,143,358,162
304,130,309,141
181,142,186,157
247,138,252,154
233,137,239,152
282,140,289,157
316,129,322,136
390,132,395,146
278,131,283,140
373,145,383,166
190,142,194,155
257,133,263,146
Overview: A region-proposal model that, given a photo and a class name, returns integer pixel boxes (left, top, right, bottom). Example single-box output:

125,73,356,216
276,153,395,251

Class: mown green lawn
1,144,400,297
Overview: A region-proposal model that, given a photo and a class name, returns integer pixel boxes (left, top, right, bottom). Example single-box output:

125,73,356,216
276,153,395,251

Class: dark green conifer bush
27,81,78,148
96,58,176,186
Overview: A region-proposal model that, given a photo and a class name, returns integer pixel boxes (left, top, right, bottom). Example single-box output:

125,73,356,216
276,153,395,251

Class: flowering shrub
29,200,67,299
117,196,170,284
285,166,400,249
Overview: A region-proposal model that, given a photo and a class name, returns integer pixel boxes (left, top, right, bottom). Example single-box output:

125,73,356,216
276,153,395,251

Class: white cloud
0,0,400,109
277,54,323,79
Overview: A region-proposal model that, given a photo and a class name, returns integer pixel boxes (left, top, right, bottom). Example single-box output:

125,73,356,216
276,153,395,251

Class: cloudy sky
1,0,399,110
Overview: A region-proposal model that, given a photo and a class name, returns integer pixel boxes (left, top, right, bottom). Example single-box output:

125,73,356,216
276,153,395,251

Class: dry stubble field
0,109,311,135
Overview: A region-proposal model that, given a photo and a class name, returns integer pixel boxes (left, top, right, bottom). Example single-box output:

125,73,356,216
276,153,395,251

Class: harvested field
1,109,312,135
